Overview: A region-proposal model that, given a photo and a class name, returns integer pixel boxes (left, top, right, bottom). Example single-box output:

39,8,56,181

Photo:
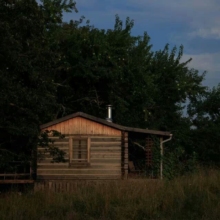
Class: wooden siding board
37,134,122,180
39,154,69,159
90,153,121,158
124,132,128,178
121,131,128,179
88,137,91,164
72,118,78,134
91,138,121,142
37,169,121,175
52,124,57,132
91,148,121,153
39,149,69,154
90,158,121,163
64,120,68,135
37,160,121,166
68,118,72,134
91,142,121,145
38,165,69,169
38,164,121,169
43,118,121,136
37,159,69,163
72,118,77,134
37,175,121,180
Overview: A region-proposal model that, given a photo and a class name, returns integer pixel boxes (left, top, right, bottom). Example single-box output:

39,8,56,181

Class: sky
63,0,220,89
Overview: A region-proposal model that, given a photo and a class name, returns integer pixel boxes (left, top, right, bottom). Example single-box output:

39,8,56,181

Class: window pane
72,138,88,161
73,140,79,146
80,140,87,145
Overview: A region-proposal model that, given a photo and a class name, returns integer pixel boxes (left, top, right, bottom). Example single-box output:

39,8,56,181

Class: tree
188,84,220,164
49,15,155,128
0,0,76,170
46,15,208,177
0,0,211,176
50,16,206,131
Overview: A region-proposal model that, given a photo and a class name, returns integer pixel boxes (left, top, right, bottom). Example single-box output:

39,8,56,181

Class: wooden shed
38,112,172,180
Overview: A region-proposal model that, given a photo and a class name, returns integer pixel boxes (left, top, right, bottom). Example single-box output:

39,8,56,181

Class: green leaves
38,130,67,163
0,1,218,173
40,0,78,24
0,0,78,168
187,84,220,164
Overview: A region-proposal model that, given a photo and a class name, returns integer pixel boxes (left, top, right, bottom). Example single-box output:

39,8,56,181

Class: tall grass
1,169,220,220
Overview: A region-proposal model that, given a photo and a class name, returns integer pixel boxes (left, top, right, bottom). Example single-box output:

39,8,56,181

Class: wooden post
87,137,91,164
121,131,128,179
124,132,128,179
69,137,73,163
121,131,125,179
146,137,153,167
29,161,33,179
160,137,163,180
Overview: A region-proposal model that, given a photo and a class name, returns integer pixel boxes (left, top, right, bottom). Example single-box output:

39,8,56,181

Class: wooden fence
34,180,118,192
0,161,33,184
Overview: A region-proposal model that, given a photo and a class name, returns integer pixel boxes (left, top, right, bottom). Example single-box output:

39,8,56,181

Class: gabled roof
40,112,171,137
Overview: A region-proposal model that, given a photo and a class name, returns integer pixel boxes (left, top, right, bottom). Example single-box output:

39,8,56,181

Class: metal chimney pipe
106,105,113,122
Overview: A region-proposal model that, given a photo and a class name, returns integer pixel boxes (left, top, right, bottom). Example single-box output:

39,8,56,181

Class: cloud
181,53,220,72
65,0,220,88
76,0,97,7
188,28,220,40
69,0,220,41
127,0,220,40
181,53,220,87
127,0,220,13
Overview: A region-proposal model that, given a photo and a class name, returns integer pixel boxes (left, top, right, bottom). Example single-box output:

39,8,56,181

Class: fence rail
0,161,33,183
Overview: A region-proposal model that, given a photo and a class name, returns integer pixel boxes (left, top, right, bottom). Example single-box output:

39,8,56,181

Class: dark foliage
0,0,219,175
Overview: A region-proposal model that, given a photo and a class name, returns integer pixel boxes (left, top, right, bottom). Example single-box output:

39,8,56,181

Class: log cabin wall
38,117,123,180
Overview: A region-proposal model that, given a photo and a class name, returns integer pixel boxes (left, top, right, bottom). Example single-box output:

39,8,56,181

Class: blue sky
63,0,220,89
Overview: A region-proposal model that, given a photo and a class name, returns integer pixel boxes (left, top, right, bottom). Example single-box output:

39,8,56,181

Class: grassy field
0,169,220,220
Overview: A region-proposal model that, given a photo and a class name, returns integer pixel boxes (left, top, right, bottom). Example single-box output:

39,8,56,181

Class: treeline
0,0,219,178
